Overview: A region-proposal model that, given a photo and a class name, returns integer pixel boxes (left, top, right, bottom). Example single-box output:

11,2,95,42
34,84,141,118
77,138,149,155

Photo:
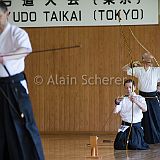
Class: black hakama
0,72,44,160
114,121,149,150
139,91,160,144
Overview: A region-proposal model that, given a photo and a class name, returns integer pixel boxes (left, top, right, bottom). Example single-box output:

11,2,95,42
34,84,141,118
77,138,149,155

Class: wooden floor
41,134,160,160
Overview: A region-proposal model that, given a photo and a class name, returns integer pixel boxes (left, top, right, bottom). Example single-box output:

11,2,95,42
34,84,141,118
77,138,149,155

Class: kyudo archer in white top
0,2,44,160
114,79,149,150
122,53,160,144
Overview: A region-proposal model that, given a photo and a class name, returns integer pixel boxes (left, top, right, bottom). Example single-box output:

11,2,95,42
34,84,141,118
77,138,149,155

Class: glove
130,61,141,67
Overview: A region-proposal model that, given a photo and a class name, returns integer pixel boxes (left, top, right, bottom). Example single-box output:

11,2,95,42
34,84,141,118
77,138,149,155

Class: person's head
141,52,153,67
124,79,136,95
0,1,10,30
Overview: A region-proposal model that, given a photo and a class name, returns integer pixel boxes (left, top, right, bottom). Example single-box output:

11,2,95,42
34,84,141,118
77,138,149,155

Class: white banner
3,0,158,27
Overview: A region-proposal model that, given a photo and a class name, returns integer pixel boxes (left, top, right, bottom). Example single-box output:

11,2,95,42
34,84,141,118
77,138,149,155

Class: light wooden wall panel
24,25,160,133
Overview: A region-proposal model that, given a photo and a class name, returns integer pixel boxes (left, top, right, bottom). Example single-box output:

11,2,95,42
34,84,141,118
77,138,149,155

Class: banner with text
4,0,158,27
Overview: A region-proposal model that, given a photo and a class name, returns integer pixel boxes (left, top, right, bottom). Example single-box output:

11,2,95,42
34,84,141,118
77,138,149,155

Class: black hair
124,79,135,86
0,1,8,13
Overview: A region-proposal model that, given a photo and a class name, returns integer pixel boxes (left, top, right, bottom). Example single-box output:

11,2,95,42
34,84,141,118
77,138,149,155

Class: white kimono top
114,93,147,123
127,67,160,92
0,22,32,77
0,23,32,93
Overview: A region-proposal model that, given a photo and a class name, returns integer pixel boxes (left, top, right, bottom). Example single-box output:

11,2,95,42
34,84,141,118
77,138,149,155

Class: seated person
113,79,149,150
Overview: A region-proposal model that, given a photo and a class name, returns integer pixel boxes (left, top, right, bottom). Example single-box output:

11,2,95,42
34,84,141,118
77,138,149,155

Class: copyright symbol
34,75,43,85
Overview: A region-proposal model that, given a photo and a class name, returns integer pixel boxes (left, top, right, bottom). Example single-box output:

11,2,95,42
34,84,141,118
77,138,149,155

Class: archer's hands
131,61,141,67
115,96,124,105
129,95,137,103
